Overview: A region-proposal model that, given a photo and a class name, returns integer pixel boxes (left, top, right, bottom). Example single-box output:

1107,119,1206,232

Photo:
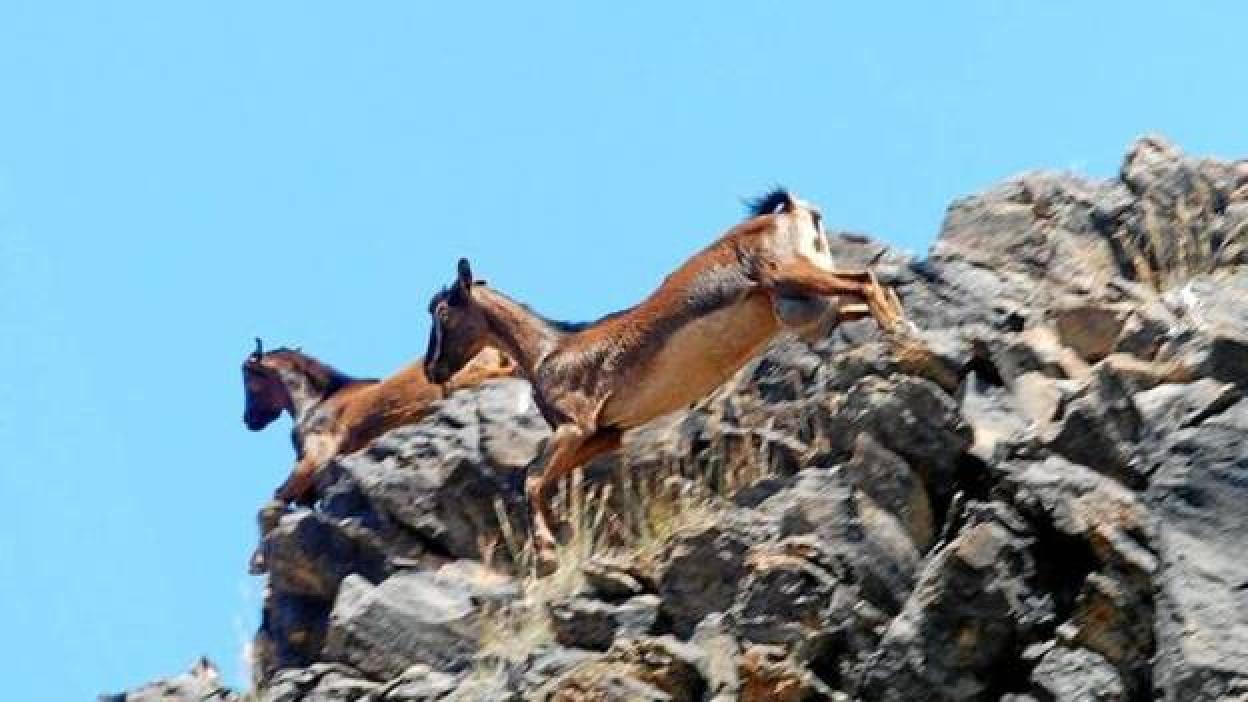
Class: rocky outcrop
115,137,1248,701
101,658,237,702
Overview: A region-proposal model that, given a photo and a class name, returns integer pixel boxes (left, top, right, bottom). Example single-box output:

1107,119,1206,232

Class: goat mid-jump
423,189,906,569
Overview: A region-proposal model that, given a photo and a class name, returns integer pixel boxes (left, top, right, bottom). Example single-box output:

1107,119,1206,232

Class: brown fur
424,191,906,568
242,344,515,503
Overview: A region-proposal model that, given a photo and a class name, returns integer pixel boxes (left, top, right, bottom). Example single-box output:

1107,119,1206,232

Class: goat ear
457,258,474,290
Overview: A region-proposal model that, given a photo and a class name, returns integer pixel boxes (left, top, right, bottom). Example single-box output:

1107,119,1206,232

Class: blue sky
1,2,1244,699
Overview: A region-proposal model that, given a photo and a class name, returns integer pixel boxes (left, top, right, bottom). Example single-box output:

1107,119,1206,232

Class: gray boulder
323,573,481,678
338,379,546,562
548,594,661,651
859,507,1051,701
654,522,753,639
1029,646,1124,702
1043,365,1144,488
375,664,461,701
261,663,379,702
1149,406,1248,699
263,510,388,600
760,469,919,616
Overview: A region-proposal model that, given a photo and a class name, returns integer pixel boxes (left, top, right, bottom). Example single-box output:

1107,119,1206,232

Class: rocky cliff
108,137,1248,702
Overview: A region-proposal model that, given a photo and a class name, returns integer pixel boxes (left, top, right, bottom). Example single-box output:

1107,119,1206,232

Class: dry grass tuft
475,431,778,666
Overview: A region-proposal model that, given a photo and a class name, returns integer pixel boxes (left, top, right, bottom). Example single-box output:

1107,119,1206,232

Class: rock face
101,658,237,702
115,137,1248,701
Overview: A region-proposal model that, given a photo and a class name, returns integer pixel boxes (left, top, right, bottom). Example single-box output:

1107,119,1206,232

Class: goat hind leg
526,425,588,558
526,426,621,570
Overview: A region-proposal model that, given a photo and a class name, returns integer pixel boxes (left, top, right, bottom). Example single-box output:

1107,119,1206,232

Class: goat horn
254,337,264,357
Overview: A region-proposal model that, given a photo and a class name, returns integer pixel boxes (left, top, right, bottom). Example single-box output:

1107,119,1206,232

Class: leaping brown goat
241,339,515,504
423,189,907,570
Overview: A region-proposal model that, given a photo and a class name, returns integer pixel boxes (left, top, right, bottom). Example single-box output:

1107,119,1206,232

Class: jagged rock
548,673,671,702
1149,406,1248,699
844,432,935,551
1163,270,1248,337
1208,396,1248,431
744,338,827,403
866,326,969,393
548,595,660,651
338,379,546,561
1063,573,1152,675
517,647,600,696
830,375,972,502
1186,333,1248,388
437,665,519,702
1006,456,1155,573
323,573,481,678
959,368,1031,462
990,326,1090,384
690,614,741,702
931,171,1127,312
581,558,649,601
602,637,706,702
263,510,388,599
1134,378,1240,435
1010,370,1068,427
1113,296,1178,360
256,590,332,678
376,664,461,701
733,542,840,647
1029,647,1124,702
760,470,919,616
1116,137,1247,290
1001,457,1157,692
738,645,833,702
1054,303,1131,363
730,534,887,691
655,523,752,638
543,637,705,702
859,507,1052,701
1043,365,1144,487
1120,134,1186,196
260,663,376,702
102,658,236,702
426,559,520,606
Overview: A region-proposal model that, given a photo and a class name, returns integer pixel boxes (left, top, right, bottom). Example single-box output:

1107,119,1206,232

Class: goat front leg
445,356,519,392
527,425,621,573
275,456,320,505
275,433,339,505
762,258,906,332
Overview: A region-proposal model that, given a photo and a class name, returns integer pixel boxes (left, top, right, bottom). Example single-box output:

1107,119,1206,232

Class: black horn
253,337,264,358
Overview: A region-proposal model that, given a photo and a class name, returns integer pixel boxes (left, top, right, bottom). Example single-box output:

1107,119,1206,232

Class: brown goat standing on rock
423,189,907,571
241,340,515,504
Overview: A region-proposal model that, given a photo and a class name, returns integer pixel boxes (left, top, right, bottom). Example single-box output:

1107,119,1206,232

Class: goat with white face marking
424,190,906,571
